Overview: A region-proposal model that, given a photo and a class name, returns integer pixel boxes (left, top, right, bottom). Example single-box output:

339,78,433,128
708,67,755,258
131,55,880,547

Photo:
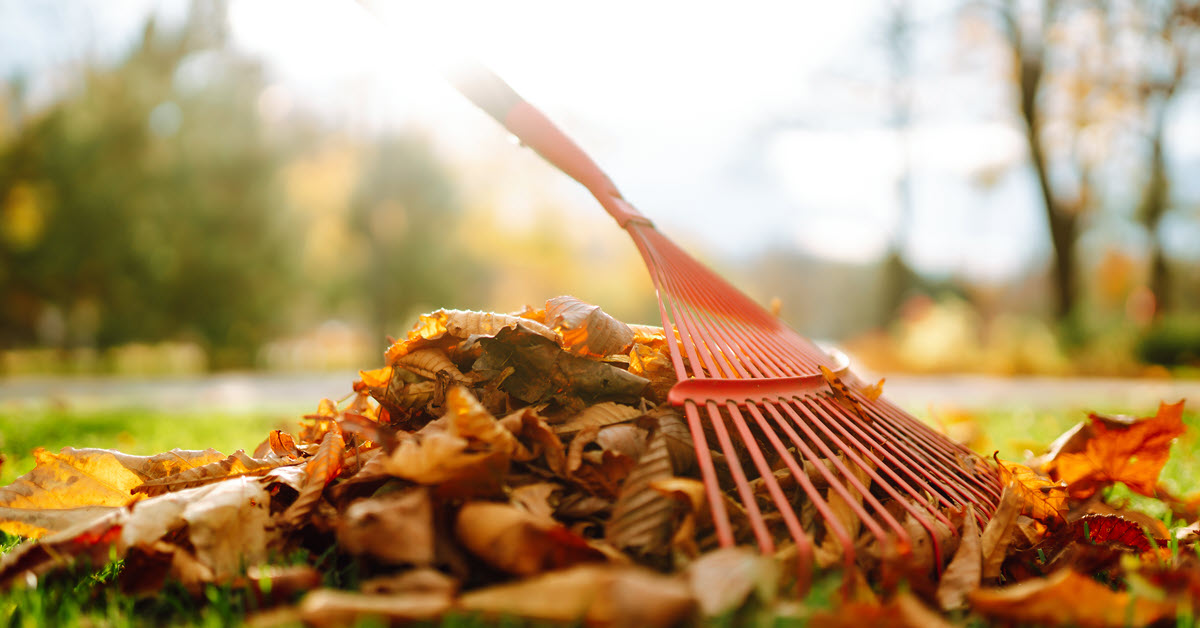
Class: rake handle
448,63,650,229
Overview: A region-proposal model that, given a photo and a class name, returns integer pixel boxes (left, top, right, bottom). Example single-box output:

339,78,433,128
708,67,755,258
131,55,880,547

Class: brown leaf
649,477,708,559
936,504,982,611
132,450,300,497
810,590,955,628
995,454,1067,524
393,348,467,383
969,568,1177,627
607,426,675,556
361,568,458,596
442,386,524,459
382,431,508,498
553,402,644,437
299,589,452,627
499,408,566,472
454,501,605,576
980,483,1025,580
687,547,778,617
0,447,226,537
815,458,874,568
336,488,434,565
456,564,694,627
509,482,560,523
473,327,649,405
1045,400,1186,499
282,425,345,527
544,296,635,357
385,309,557,363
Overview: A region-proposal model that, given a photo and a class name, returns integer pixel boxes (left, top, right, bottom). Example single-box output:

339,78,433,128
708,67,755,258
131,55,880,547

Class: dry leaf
815,459,874,567
392,348,467,383
995,454,1068,524
553,402,644,437
132,450,299,497
179,477,276,579
336,488,434,565
687,547,778,617
607,426,675,556
473,327,649,405
980,484,1025,580
299,589,452,627
454,501,604,576
969,568,1177,627
544,296,635,358
361,568,458,596
649,477,708,559
810,590,955,628
0,447,226,537
456,564,694,627
1045,400,1186,499
282,425,345,527
385,309,557,363
382,431,507,498
936,504,982,610
508,482,560,523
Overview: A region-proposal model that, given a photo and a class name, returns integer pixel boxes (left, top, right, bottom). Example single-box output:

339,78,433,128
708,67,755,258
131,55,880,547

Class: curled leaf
545,296,635,357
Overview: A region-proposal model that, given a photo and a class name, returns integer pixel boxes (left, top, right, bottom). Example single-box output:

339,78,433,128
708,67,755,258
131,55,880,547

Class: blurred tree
348,133,483,344
1133,1,1199,314
994,0,1082,321
0,1,299,367
985,0,1199,323
880,0,920,323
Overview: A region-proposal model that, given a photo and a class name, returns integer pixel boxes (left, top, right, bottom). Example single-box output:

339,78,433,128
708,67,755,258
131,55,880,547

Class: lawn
1,401,1197,626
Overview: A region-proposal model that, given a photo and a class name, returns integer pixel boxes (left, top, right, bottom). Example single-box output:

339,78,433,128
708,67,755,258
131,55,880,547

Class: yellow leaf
994,454,1067,524
0,447,227,538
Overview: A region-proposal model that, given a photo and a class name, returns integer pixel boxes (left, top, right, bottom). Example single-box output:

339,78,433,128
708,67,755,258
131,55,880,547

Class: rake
449,64,1002,583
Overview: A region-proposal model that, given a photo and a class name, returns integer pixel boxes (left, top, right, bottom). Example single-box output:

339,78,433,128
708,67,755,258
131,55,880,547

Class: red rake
450,65,1002,583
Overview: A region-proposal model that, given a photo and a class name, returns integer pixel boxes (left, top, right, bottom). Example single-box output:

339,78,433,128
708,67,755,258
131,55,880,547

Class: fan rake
450,64,1002,585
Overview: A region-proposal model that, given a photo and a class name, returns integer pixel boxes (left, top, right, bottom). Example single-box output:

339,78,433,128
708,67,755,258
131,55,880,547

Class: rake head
630,225,1002,581
448,63,1003,583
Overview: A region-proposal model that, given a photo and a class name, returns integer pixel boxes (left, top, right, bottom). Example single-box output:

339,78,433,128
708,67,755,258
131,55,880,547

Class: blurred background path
2,372,1197,414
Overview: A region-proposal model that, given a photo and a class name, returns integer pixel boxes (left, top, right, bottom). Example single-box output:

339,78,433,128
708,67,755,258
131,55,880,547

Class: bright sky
4,0,1196,282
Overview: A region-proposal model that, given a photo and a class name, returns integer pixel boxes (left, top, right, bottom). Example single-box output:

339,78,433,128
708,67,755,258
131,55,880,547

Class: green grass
1,403,1198,626
0,407,302,485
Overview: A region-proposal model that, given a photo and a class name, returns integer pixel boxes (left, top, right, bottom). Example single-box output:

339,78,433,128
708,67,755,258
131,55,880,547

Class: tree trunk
1141,106,1171,314
1016,54,1079,319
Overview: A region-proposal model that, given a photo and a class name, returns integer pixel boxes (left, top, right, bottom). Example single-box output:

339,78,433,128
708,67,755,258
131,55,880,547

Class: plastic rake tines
629,225,1003,578
444,63,1004,582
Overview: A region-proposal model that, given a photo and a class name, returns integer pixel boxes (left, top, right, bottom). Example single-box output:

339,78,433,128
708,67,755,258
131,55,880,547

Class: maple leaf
1044,400,1186,498
994,454,1068,524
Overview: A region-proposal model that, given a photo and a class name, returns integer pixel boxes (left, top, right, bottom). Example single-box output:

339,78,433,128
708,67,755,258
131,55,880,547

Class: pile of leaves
1,296,1198,627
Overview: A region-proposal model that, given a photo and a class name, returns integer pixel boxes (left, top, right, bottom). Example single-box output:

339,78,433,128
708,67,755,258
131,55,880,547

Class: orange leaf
994,454,1067,524
454,501,605,576
969,568,1176,627
1046,400,1185,498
